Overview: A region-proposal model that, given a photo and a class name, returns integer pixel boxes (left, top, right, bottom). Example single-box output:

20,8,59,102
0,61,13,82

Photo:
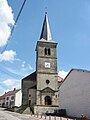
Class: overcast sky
0,0,90,95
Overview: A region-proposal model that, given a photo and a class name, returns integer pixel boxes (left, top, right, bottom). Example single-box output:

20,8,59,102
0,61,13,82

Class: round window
46,80,50,84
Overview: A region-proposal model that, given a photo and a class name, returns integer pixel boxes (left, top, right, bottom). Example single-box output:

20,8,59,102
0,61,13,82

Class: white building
59,69,90,118
4,88,22,108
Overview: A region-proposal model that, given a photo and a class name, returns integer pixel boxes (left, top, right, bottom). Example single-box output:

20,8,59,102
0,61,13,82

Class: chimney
14,88,16,91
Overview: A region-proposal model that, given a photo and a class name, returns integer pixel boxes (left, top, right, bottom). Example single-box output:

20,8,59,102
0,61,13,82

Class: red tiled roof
58,76,63,82
0,89,21,99
5,89,20,96
0,95,5,100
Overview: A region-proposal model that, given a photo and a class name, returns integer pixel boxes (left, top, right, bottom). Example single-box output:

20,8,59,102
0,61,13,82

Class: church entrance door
45,96,51,105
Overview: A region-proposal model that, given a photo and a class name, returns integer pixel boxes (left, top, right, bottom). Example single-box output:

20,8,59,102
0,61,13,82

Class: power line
0,68,21,79
0,0,27,54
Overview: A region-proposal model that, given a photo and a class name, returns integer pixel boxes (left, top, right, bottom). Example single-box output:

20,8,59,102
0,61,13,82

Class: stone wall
29,88,36,105
22,80,36,106
37,73,58,91
34,105,59,114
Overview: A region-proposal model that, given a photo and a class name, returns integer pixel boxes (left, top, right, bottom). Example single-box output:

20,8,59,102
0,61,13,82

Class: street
0,108,73,120
0,108,39,120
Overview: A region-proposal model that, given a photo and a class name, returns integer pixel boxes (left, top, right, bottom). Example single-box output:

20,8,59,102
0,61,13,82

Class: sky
0,0,90,95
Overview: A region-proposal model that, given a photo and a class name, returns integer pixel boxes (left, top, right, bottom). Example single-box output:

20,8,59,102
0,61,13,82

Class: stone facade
22,14,59,114
28,88,36,106
34,106,59,114
34,40,59,113
22,72,36,106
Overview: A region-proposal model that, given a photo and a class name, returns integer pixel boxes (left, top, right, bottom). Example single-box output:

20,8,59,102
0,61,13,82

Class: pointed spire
40,12,52,41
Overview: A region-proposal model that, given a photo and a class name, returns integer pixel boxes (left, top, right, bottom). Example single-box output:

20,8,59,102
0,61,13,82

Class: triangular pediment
41,87,55,93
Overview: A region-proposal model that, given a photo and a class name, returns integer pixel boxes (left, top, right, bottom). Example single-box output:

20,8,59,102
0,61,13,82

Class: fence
30,113,73,120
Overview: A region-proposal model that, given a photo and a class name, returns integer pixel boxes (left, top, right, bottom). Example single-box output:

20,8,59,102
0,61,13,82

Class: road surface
0,108,39,120
0,108,73,120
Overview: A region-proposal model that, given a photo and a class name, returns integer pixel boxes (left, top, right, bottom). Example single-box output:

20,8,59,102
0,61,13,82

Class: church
22,13,59,114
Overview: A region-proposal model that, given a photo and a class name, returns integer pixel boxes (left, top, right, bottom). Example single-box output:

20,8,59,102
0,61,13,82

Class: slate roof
40,12,53,41
22,71,36,81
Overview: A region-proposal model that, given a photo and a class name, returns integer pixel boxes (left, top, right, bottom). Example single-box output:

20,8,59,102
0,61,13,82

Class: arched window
48,48,50,55
44,48,51,55
45,48,47,55
45,96,52,105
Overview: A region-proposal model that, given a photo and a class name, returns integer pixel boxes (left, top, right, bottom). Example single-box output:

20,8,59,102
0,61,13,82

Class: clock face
45,62,50,68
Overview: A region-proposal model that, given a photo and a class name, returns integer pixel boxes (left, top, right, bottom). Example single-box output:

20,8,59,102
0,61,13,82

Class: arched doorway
45,96,52,105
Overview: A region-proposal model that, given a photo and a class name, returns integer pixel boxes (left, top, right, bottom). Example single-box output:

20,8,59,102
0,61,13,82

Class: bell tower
35,13,59,113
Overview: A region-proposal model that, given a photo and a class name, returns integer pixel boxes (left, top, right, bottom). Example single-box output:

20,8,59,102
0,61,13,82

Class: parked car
45,109,67,117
